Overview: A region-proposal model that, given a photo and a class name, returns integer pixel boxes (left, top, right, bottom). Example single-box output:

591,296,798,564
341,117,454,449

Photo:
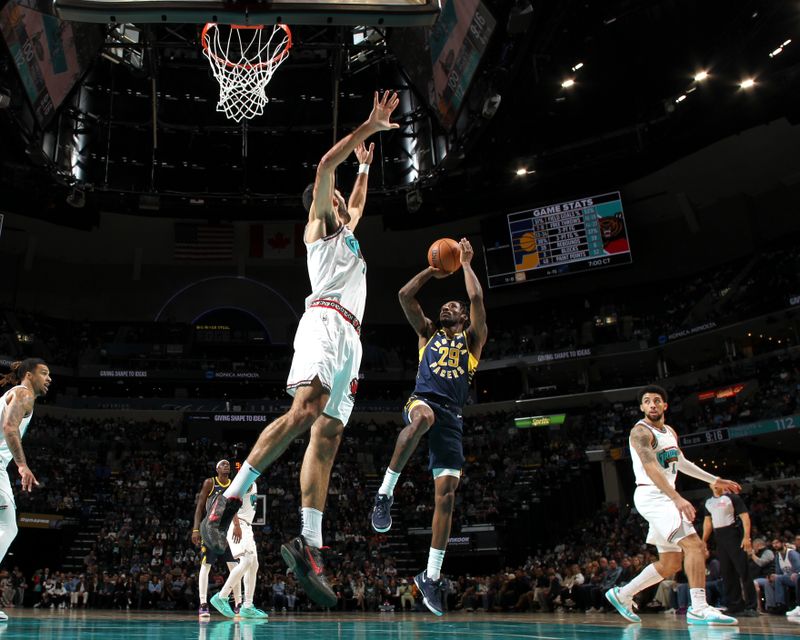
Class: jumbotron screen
482,192,632,288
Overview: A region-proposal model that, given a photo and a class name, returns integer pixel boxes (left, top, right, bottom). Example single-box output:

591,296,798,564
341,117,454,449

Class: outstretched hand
459,238,474,265
355,142,375,165
712,477,742,494
368,91,400,132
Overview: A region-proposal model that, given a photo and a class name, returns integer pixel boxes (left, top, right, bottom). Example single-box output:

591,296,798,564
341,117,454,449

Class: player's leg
211,556,251,617
226,560,242,611
229,380,330,498
197,553,212,618
299,413,344,544
372,401,435,533
201,380,329,554
415,471,460,617
389,402,436,473
239,543,268,618
0,478,16,622
281,413,343,608
607,488,685,622
679,534,737,624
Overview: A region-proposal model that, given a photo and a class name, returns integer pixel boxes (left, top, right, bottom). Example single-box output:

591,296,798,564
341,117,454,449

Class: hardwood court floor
0,610,796,640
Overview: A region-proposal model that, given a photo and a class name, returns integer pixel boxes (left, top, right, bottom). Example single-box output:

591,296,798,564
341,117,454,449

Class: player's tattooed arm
2,389,32,468
629,424,656,465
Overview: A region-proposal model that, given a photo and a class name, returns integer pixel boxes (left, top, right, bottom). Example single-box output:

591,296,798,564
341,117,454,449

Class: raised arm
667,426,741,494
459,238,487,358
346,142,374,232
2,388,38,492
398,266,448,343
191,478,213,546
629,424,696,521
307,91,399,242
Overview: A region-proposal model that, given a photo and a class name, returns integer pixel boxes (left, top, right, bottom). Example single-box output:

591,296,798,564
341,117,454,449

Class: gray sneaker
371,493,394,533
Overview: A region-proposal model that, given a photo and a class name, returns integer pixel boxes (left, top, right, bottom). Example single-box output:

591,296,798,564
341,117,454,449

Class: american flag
174,224,234,261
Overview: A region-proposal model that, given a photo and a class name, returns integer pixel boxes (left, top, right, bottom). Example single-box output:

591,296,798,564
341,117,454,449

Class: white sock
223,461,261,499
301,507,323,548
426,547,446,581
618,564,663,600
690,588,708,610
220,558,248,600
198,562,211,604
244,558,258,607
379,468,401,497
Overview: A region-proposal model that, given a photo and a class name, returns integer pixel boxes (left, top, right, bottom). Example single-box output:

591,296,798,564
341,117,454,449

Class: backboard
54,0,441,26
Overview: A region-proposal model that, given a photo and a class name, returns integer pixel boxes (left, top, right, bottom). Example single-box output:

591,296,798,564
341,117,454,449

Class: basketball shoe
371,494,393,533
198,603,210,619
414,570,444,616
605,587,641,623
687,606,738,625
239,604,269,619
201,494,242,555
280,536,337,607
210,593,235,618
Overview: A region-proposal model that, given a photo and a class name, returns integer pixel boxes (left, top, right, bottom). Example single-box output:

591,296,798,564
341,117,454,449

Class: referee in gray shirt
702,484,757,616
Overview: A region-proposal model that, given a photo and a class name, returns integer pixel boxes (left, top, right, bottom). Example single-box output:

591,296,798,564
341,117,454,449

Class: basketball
428,238,462,273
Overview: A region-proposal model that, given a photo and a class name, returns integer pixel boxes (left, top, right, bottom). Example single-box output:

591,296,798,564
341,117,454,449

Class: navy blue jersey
413,329,479,409
205,475,231,513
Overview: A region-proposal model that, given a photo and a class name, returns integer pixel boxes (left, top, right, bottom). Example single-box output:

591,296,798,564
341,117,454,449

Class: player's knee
286,405,319,433
414,407,435,429
684,535,704,554
435,488,456,513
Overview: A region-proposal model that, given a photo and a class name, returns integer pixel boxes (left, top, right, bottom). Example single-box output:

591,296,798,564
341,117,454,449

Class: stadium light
571,62,584,71
739,78,756,89
675,94,687,103
693,70,709,82
561,78,575,89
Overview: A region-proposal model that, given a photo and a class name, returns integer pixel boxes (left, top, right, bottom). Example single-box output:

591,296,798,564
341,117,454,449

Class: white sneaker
687,605,737,626
786,605,800,617
605,587,641,623
0,610,7,622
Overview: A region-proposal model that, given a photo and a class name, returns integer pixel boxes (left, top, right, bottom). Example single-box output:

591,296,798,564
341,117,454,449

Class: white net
202,23,292,123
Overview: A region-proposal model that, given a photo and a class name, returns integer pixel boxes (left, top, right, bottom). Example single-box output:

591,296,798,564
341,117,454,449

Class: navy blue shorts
403,394,464,471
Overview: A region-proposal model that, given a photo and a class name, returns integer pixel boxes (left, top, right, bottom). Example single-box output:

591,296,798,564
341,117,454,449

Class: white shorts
286,306,362,425
0,467,14,508
634,485,696,553
226,520,257,559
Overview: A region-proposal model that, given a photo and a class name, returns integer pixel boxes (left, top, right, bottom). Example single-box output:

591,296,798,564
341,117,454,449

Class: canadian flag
249,223,305,259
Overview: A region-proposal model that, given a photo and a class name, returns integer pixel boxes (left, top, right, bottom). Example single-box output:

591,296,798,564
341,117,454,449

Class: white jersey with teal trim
237,482,257,526
0,386,33,468
304,224,367,323
630,419,680,489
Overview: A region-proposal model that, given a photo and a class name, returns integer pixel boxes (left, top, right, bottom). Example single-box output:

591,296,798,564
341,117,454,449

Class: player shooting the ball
369,237,487,616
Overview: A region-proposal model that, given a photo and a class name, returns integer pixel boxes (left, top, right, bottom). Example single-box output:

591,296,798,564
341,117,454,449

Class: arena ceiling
0,0,798,227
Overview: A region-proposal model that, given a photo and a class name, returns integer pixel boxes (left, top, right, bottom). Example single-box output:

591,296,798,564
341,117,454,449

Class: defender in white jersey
210,482,268,619
201,91,400,609
605,385,742,626
0,358,51,622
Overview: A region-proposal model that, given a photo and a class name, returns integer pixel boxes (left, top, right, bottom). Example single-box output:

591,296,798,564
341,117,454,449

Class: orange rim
201,23,292,70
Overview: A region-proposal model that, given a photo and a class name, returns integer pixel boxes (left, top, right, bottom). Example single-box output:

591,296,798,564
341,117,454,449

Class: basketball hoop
201,23,292,122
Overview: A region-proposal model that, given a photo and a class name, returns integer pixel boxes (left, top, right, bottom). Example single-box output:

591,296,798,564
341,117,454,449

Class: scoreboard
483,192,632,288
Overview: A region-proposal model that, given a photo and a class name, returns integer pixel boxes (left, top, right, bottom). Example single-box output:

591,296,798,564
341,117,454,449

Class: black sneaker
200,494,242,555
414,570,444,616
280,536,337,608
370,493,394,533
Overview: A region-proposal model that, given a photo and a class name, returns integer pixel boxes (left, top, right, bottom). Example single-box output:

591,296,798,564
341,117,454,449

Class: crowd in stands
4,362,797,615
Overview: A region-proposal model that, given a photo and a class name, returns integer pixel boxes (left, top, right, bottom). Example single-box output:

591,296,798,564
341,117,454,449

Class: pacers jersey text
413,330,479,409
